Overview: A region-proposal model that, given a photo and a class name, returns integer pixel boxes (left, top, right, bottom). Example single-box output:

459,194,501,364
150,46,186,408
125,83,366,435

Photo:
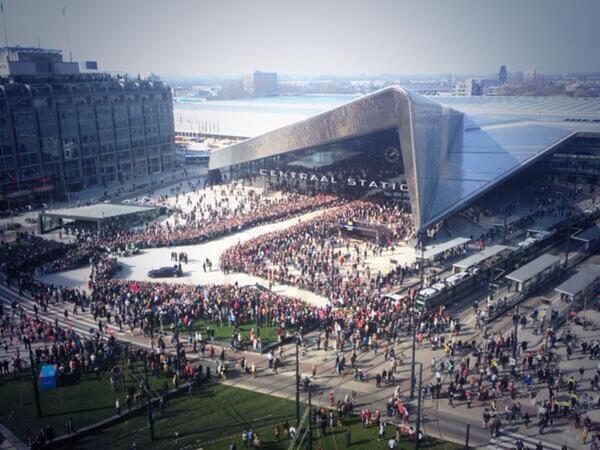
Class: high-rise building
525,69,543,81
0,47,175,206
243,71,278,97
453,79,481,96
498,65,507,84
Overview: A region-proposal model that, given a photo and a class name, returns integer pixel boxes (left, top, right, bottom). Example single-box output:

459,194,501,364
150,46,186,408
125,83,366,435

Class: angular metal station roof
210,87,600,231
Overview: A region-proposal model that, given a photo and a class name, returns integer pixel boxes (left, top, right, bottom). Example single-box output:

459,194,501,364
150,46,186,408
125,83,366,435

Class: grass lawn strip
63,383,461,450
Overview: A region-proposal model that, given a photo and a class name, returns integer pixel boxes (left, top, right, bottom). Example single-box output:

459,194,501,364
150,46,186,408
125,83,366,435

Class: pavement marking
486,430,565,450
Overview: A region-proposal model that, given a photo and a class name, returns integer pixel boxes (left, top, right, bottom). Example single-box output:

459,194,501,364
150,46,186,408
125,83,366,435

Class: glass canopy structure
209,87,600,231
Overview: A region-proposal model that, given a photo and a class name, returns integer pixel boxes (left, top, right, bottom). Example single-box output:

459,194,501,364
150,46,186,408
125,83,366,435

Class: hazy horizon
5,0,600,77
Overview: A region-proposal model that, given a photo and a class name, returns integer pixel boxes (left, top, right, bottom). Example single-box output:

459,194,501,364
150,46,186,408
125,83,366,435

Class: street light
255,296,261,339
28,343,42,418
295,335,300,427
143,358,155,441
512,305,519,376
564,205,573,268
415,362,423,450
174,313,181,389
307,378,313,450
411,236,425,400
502,207,508,245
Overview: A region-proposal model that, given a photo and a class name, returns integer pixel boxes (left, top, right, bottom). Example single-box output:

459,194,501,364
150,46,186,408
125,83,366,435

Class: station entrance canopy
209,87,600,231
39,203,163,233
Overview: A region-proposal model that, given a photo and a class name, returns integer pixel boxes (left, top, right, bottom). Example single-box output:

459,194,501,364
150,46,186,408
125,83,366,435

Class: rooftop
176,92,600,139
41,203,159,222
572,224,600,243
453,244,514,270
417,237,471,260
1,46,62,55
555,265,600,297
506,253,561,283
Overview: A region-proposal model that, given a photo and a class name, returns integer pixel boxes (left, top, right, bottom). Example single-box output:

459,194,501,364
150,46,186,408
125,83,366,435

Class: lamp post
512,305,519,361
564,206,573,268
503,207,508,245
330,239,335,287
410,315,417,400
174,313,181,389
256,296,260,339
411,237,425,400
143,358,155,441
295,336,300,427
28,344,42,418
415,362,423,450
307,379,313,450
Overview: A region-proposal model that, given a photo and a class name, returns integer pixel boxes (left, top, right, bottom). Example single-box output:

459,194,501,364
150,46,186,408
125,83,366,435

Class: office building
0,47,175,206
243,71,278,97
499,65,508,84
453,78,481,96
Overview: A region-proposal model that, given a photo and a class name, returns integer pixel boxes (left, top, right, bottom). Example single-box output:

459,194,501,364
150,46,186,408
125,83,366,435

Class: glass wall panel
220,128,410,204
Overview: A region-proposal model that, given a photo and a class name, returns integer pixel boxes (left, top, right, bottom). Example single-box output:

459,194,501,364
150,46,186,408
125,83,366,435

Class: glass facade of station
208,86,600,231
217,128,410,204
546,135,600,186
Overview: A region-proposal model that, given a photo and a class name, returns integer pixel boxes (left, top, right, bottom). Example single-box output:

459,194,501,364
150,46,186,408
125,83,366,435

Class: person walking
378,420,386,441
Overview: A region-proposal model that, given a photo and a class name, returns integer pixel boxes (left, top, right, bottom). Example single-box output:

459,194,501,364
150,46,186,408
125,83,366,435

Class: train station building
208,87,600,233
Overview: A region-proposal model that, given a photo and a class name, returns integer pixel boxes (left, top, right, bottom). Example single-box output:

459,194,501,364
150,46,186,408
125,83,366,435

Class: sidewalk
0,425,27,450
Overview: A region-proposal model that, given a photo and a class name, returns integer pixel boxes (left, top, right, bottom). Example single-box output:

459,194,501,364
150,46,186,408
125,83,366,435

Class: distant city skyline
4,0,600,77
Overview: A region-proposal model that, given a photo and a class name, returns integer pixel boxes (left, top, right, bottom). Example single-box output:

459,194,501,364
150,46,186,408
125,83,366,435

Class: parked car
148,266,182,278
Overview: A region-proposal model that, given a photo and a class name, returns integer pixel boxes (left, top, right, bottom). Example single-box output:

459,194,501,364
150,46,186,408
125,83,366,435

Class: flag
62,5,66,15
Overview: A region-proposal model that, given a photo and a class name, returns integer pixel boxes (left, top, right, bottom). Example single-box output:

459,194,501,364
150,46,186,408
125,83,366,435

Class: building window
134,159,147,177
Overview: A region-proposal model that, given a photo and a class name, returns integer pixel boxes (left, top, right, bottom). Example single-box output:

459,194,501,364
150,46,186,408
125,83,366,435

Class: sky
4,0,600,77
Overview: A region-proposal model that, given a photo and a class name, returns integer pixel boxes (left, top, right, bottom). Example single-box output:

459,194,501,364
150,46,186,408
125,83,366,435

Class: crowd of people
1,234,75,278
2,180,597,450
63,187,339,258
221,199,415,301
5,186,341,277
0,299,114,378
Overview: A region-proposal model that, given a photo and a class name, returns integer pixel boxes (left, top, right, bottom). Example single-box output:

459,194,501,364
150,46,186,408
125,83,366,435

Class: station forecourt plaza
1,90,600,450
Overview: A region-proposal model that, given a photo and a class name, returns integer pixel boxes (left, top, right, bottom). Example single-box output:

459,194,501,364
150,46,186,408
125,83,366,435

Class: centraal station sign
258,169,409,192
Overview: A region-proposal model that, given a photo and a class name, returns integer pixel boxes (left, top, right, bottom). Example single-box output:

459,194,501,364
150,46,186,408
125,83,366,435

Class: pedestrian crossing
0,282,129,342
486,430,565,450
